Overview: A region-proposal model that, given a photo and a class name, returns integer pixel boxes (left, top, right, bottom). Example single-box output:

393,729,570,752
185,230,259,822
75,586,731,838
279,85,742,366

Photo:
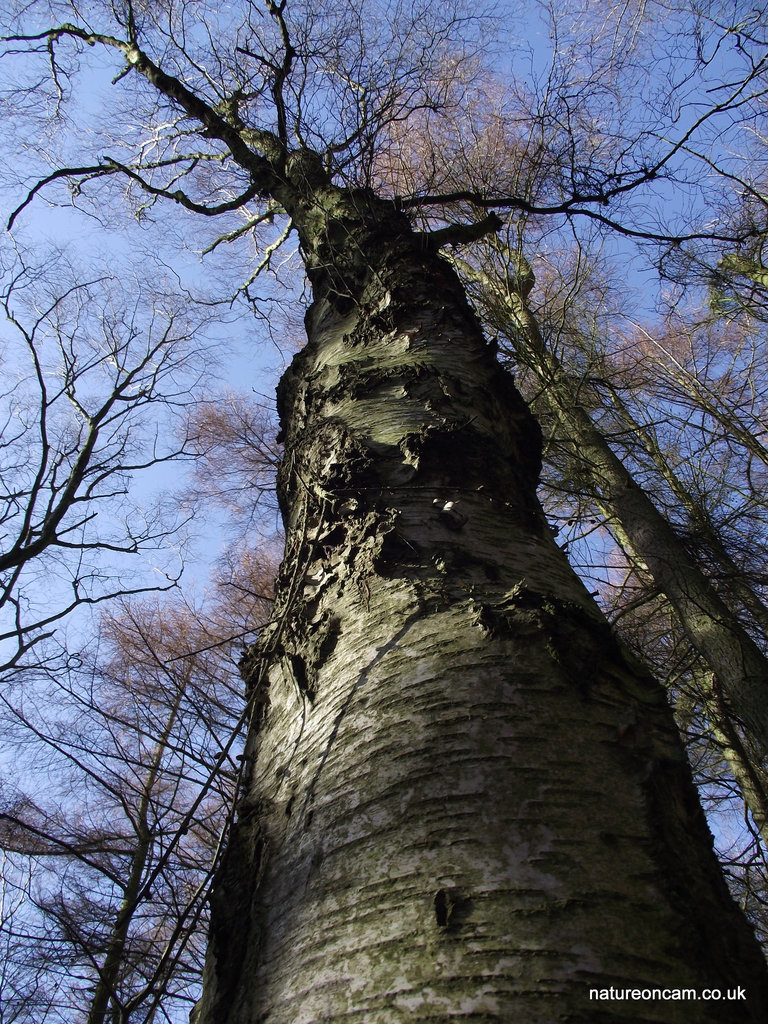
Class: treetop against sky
1,0,765,262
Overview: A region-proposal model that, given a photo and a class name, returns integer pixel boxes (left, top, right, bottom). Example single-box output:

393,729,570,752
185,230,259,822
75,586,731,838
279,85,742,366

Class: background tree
0,546,276,1024
0,249,214,679
0,387,279,1023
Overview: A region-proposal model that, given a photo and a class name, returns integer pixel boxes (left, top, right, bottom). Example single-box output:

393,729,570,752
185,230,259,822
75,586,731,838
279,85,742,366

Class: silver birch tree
2,2,768,1021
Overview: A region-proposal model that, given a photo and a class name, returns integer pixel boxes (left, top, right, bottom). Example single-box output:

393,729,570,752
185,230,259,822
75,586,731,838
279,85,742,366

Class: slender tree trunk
702,670,768,847
601,381,768,643
195,178,768,1023
87,682,185,1024
457,256,768,769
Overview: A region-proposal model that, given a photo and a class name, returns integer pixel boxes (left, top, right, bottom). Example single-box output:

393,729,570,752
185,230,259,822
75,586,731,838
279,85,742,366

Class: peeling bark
195,179,768,1023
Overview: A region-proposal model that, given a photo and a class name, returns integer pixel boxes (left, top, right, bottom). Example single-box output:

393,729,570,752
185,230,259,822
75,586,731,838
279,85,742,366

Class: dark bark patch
286,652,312,700
640,756,768,1014
371,518,426,573
434,888,472,931
270,609,344,703
472,602,507,639
317,615,342,660
489,361,543,483
410,420,539,506
205,802,268,1020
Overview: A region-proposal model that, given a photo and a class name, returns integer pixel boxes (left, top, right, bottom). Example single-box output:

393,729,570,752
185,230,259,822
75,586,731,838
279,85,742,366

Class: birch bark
195,178,768,1023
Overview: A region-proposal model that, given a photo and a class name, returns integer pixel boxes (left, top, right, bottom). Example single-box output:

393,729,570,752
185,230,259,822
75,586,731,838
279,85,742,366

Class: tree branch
416,211,504,249
102,159,263,216
400,188,760,245
7,164,119,229
4,23,284,189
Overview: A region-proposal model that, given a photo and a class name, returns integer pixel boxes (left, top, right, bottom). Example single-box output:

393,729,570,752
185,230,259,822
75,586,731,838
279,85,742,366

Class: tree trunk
456,255,768,770
195,179,768,1023
597,377,768,643
87,679,186,1024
